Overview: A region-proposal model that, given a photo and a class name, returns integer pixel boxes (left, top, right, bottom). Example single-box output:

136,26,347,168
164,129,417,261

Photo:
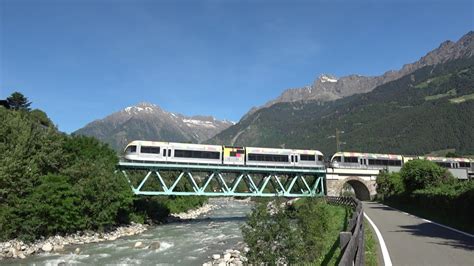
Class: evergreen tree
6,92,31,111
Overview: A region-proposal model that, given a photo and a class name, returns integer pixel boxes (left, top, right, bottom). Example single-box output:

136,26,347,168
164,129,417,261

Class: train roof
332,152,403,160
125,140,222,149
421,156,471,163
246,146,323,155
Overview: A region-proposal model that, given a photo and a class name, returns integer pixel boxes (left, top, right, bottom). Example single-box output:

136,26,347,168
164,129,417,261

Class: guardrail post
339,231,352,249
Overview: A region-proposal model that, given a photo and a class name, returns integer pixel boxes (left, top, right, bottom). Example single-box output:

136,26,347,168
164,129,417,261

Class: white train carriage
245,147,323,168
331,152,403,171
422,156,472,179
124,141,324,168
124,140,167,162
124,140,223,165
292,149,325,168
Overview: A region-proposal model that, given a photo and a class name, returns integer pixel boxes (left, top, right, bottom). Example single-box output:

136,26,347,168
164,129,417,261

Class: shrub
27,174,82,237
242,198,337,264
376,171,405,198
400,159,454,192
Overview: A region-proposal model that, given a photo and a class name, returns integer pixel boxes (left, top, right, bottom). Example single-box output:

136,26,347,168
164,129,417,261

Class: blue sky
1,0,473,133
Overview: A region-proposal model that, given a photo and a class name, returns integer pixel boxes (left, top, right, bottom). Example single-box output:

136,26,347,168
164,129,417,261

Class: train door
163,146,172,162
290,154,299,167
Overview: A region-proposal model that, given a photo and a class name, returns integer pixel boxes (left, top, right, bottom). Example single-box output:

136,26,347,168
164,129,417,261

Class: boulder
54,245,64,252
231,250,240,257
223,253,231,261
41,243,53,252
148,241,161,250
18,252,26,259
233,260,243,266
211,254,220,260
134,241,144,248
74,247,81,254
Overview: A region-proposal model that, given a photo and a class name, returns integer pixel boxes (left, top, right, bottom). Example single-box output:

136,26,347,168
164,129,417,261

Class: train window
388,160,402,166
141,146,160,154
127,145,137,153
459,162,471,168
435,162,452,168
300,154,316,161
248,153,289,162
333,156,341,162
344,157,359,163
318,155,324,161
174,149,220,159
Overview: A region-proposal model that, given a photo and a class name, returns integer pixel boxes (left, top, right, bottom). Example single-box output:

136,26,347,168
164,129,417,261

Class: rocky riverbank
0,222,148,260
168,203,219,221
203,247,250,266
0,201,218,260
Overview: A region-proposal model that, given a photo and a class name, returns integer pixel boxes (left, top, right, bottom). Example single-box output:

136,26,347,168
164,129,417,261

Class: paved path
363,201,474,266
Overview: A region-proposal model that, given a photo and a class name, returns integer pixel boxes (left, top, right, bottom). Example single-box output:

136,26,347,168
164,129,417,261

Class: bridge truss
117,162,326,197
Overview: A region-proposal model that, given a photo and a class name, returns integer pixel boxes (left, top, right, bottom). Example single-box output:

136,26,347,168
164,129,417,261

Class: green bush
376,171,405,198
296,198,332,262
400,159,454,192
241,198,303,264
241,198,345,264
26,174,82,238
379,158,474,233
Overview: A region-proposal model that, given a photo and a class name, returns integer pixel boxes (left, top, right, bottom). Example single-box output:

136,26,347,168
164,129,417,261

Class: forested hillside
210,57,474,156
0,98,206,242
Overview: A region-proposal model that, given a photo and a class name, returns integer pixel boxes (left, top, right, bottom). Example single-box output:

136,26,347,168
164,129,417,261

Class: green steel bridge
117,161,326,197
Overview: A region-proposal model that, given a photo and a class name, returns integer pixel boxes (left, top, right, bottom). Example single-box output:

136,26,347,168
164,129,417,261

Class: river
8,198,253,265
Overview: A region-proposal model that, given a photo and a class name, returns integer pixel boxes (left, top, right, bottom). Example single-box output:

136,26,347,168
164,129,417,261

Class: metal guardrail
326,196,365,266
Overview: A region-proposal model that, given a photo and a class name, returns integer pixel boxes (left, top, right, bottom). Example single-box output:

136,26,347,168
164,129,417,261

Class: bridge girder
117,162,326,198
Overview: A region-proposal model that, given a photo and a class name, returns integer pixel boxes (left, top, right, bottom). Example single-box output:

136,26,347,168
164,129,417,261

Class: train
123,140,473,178
330,152,473,179
124,140,325,168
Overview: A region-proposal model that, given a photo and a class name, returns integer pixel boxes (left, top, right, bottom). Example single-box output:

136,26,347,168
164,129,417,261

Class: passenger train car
124,140,325,168
330,152,473,179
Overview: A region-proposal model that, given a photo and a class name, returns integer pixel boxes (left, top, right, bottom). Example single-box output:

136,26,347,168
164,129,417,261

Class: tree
6,92,31,111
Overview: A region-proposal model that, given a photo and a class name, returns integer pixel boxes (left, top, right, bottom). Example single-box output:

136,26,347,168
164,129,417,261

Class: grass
292,199,350,265
318,204,380,265
424,89,456,101
317,204,350,265
414,73,452,89
449,93,474,104
364,220,379,266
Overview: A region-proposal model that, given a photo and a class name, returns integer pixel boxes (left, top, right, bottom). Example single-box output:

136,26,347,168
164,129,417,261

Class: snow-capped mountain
74,102,234,151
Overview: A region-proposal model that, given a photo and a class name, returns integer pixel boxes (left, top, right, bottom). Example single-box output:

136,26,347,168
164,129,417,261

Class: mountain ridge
242,31,474,120
74,102,233,151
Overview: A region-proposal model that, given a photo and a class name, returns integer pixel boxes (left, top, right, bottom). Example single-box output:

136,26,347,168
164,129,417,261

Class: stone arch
345,179,371,201
337,176,371,201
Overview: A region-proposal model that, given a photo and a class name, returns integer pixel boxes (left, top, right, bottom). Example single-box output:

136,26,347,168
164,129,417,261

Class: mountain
243,31,474,119
210,50,474,155
74,102,234,151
